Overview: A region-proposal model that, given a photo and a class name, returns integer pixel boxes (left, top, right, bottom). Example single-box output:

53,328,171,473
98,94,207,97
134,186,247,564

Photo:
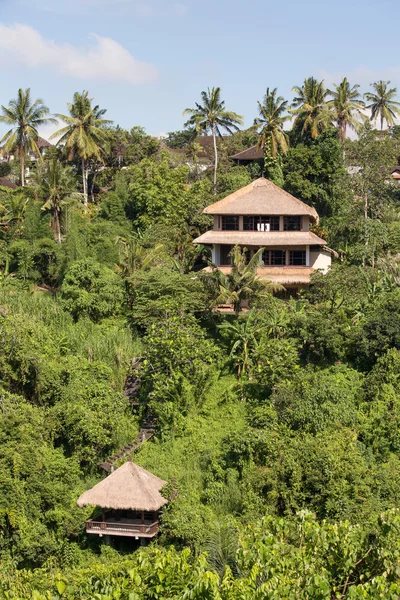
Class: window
222,216,239,231
284,216,301,231
243,216,280,231
262,250,286,266
220,245,233,265
289,250,306,266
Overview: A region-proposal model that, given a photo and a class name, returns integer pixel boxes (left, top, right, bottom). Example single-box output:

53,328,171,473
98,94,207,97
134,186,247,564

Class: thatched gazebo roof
77,462,168,512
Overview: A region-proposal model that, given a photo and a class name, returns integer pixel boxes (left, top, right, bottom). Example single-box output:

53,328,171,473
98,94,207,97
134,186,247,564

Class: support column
279,216,284,231
306,245,310,267
213,244,220,266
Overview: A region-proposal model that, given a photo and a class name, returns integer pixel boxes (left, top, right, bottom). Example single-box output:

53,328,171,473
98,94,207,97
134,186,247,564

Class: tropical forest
2,78,400,599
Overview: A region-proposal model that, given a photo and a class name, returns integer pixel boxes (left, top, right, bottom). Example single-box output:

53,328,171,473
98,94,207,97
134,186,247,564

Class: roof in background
193,230,326,246
0,137,52,156
231,145,264,160
203,178,319,221
37,136,52,149
0,177,17,189
77,461,168,512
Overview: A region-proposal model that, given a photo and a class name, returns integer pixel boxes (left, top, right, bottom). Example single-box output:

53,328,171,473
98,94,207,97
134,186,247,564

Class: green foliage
3,80,400,593
130,267,209,326
61,258,125,321
284,129,352,216
141,313,220,429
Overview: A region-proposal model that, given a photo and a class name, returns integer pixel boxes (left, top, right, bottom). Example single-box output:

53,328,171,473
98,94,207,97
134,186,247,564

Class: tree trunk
53,209,61,244
381,113,384,131
363,194,368,267
341,121,346,141
20,145,25,187
212,128,218,195
82,158,88,206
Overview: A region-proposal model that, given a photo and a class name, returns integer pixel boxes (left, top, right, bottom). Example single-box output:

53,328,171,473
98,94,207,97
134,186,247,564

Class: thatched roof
0,177,17,189
77,461,168,511
231,145,264,161
193,230,326,247
37,136,52,149
204,265,314,285
204,178,319,222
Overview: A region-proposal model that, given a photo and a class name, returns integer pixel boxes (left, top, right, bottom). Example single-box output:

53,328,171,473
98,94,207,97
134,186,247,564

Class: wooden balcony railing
86,519,159,538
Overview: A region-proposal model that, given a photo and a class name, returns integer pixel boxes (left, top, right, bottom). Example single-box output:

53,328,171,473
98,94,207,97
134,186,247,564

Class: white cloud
0,23,158,84
173,3,188,16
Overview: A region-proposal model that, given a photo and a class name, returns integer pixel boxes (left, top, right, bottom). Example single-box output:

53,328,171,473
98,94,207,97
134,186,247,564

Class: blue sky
0,0,399,139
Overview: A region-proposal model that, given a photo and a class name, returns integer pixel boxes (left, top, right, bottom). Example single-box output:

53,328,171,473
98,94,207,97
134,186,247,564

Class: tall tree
291,77,332,139
0,88,55,187
254,87,290,184
33,159,83,243
183,87,243,193
51,91,111,205
327,77,366,141
364,81,400,130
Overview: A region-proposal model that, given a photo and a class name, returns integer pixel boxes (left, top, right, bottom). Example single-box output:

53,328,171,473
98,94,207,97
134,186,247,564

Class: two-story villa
193,177,333,293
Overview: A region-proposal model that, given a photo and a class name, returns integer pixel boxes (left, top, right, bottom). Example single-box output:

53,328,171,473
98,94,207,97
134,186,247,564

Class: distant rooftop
231,144,264,161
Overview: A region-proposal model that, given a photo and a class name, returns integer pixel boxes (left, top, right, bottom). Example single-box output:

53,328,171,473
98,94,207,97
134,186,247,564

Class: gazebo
77,461,168,539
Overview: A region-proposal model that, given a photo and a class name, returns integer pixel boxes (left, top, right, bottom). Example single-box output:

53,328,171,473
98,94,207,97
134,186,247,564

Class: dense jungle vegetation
2,80,400,598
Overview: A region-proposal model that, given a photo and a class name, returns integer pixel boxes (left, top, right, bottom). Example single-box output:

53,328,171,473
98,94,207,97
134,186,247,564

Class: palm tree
0,186,31,234
254,87,290,155
219,309,261,379
327,77,366,141
115,235,163,277
291,77,332,139
183,87,243,193
0,89,56,186
33,159,83,243
364,81,400,130
212,246,282,315
51,91,112,205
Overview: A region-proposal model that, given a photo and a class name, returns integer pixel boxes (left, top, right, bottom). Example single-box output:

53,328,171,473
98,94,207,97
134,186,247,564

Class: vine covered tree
52,91,111,205
254,87,290,185
0,88,55,186
183,87,243,193
291,77,332,139
327,77,366,140
364,80,400,130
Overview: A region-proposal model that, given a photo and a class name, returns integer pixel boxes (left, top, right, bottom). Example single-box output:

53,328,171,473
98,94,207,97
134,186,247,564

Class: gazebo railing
86,518,159,538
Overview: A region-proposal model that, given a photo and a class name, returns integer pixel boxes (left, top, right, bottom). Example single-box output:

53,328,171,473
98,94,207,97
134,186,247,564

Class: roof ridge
204,178,318,219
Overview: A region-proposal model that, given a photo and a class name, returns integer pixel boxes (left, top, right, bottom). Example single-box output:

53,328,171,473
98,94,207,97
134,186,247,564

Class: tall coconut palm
0,89,56,187
327,78,366,141
183,87,243,193
213,246,282,315
254,87,290,155
291,77,332,139
33,159,83,243
364,81,400,130
51,91,112,205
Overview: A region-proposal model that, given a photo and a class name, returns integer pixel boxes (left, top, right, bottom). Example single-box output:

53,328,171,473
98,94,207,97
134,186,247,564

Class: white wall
310,250,331,273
